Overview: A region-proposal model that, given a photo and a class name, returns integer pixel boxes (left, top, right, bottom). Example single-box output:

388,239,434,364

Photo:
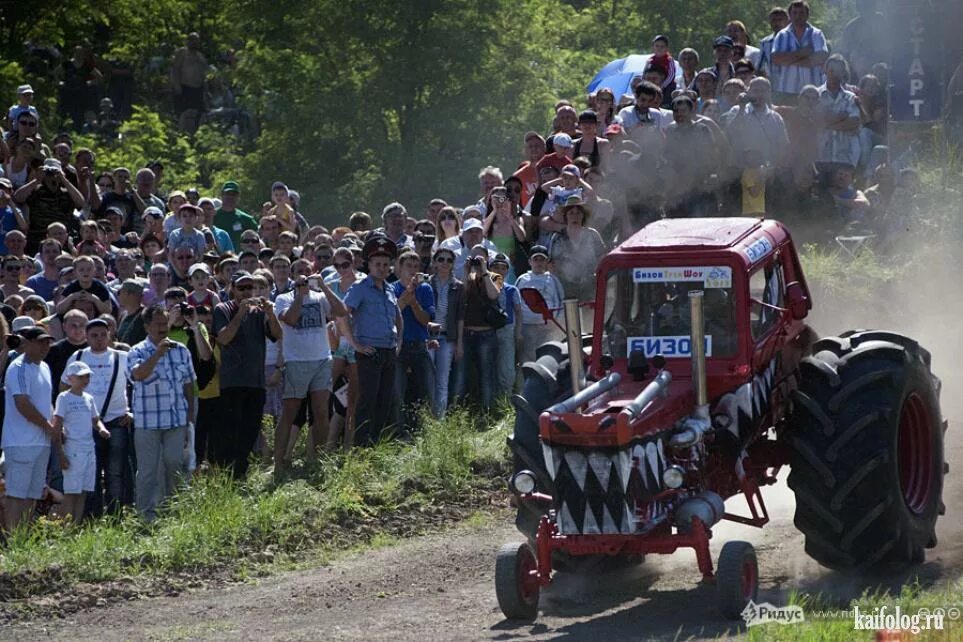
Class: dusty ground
4,442,963,642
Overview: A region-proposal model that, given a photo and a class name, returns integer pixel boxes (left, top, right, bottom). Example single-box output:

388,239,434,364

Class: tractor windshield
601,266,738,359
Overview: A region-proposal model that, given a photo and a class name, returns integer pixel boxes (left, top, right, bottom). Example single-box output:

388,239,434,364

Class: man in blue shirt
343,237,402,446
391,250,435,436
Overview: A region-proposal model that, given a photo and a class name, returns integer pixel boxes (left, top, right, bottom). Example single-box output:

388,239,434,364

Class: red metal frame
533,515,717,586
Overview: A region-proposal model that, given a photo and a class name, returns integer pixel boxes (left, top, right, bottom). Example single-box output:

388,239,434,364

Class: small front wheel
495,542,540,621
716,540,758,620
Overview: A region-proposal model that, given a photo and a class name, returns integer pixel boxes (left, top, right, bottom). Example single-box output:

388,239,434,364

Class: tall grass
0,407,510,588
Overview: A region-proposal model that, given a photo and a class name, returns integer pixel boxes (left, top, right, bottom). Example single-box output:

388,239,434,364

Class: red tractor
497,217,946,620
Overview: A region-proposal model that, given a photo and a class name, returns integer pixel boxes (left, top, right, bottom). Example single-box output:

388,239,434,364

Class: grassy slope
0,407,510,599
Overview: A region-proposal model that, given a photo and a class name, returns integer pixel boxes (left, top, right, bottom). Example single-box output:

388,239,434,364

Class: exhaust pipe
546,372,622,414
620,370,672,421
563,298,584,396
688,290,708,419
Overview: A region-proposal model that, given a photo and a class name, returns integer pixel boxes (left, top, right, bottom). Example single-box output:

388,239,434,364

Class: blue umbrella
587,53,683,99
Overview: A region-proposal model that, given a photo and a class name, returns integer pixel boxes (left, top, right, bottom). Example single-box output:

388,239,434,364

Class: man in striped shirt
770,1,829,105
127,304,196,521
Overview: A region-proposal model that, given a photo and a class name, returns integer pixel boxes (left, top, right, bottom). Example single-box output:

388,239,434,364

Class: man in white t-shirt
272,259,347,471
64,318,133,513
2,326,57,530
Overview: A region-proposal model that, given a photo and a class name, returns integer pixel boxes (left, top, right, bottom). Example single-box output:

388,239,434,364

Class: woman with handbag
452,245,501,412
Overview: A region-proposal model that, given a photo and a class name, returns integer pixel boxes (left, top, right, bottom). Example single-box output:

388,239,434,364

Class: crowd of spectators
0,1,925,531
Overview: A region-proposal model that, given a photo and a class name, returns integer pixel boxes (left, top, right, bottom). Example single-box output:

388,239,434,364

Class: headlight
662,465,685,489
510,470,537,495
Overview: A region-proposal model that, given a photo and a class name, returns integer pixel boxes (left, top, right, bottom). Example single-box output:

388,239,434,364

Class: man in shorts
2,326,57,531
273,259,347,470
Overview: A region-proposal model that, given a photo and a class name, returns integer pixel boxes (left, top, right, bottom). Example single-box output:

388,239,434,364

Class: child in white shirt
54,360,110,523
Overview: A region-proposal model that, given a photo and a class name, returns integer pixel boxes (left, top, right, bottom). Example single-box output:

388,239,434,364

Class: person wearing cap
537,164,595,242
62,318,133,514
2,324,58,531
7,84,38,134
126,304,197,521
13,157,86,254
187,262,220,308
515,244,565,365
572,110,610,170
771,1,829,104
342,237,402,446
54,356,110,523
535,132,573,175
214,181,257,249
488,253,522,397
439,217,496,281
211,270,282,478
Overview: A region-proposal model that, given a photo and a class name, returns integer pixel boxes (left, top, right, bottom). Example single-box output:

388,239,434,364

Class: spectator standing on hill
757,7,790,78
171,32,208,131
2,326,58,531
127,305,196,522
212,271,281,478
273,259,345,469
770,0,829,104
342,237,402,446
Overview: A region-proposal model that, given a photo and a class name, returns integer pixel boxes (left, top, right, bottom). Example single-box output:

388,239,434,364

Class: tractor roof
610,217,791,268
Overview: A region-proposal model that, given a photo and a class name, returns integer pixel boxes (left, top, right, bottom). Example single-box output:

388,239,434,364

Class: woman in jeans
428,247,464,418
453,245,500,411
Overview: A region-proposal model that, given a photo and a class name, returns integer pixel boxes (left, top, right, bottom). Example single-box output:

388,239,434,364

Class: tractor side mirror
520,287,553,323
785,281,809,320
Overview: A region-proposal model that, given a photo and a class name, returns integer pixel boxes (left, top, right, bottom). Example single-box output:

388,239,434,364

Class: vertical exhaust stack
688,291,709,420
563,298,583,396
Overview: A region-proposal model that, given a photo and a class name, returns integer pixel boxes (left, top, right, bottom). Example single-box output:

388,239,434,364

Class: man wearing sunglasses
0,256,34,299
211,271,282,479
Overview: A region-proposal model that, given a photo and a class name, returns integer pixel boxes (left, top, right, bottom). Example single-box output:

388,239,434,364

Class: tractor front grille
542,437,669,534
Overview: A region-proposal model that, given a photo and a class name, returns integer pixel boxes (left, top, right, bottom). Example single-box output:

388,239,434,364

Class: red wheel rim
741,557,758,599
897,393,933,515
518,548,539,604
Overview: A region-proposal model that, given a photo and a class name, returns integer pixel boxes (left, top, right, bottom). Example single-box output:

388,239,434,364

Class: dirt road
5,448,963,642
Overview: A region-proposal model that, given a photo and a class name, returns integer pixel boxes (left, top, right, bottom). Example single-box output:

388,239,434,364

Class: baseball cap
189,262,211,276
271,181,288,192
0,177,12,191
42,158,61,172
461,218,484,234
16,84,34,95
489,253,510,268
143,206,164,219
553,133,573,149
221,181,240,193
231,270,254,285
85,318,109,331
168,190,187,200
19,326,53,341
65,361,93,377
529,245,549,258
713,35,735,48
561,164,581,178
119,279,145,295
381,202,407,219
104,205,124,218
11,316,35,332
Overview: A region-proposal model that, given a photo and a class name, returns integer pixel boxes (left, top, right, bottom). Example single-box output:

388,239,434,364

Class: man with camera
391,250,435,437
90,167,147,234
126,304,196,522
212,271,282,478
273,258,346,471
13,158,85,254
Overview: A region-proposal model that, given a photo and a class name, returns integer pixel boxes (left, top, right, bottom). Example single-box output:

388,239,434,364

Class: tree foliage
4,0,852,225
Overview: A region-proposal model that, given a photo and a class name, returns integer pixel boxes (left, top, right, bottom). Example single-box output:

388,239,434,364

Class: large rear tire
788,331,945,571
